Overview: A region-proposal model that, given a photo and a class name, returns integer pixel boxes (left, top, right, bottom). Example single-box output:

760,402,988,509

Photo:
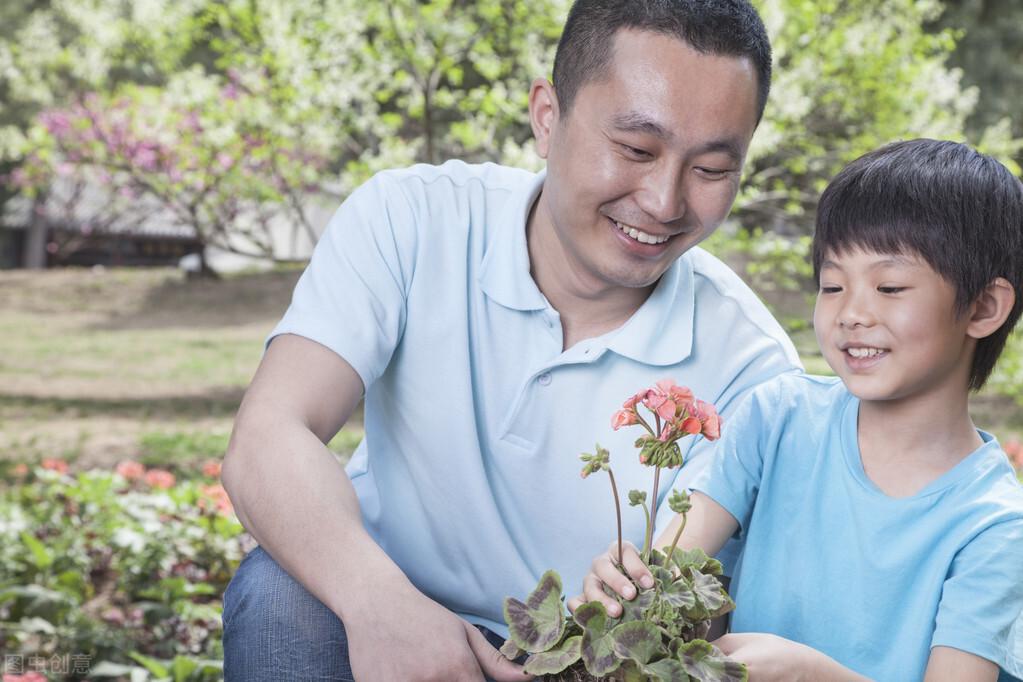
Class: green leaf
691,571,727,614
523,635,582,675
574,601,621,676
128,652,170,679
670,547,710,572
500,638,525,660
609,620,663,665
676,640,747,682
620,586,656,622
504,569,566,653
646,658,692,682
20,531,53,569
171,655,198,682
662,577,697,610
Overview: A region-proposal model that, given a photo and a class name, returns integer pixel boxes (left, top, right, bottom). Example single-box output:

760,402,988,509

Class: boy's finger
582,574,623,617
621,546,654,589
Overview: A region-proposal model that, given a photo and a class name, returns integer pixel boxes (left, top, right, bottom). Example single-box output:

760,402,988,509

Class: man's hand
714,633,871,682
567,540,653,617
345,580,530,682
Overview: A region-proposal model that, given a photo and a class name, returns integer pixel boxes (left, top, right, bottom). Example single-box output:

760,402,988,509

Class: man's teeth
847,347,886,358
614,220,670,245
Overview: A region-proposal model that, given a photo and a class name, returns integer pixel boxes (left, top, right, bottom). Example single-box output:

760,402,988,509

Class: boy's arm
568,492,737,615
924,647,998,682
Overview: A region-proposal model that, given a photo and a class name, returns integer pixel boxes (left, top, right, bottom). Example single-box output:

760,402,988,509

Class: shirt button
537,372,552,386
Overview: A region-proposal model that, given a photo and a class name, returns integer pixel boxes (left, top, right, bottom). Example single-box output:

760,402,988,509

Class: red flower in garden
1006,439,1022,470
200,483,234,515
202,459,223,478
40,458,69,474
144,468,176,489
116,460,146,480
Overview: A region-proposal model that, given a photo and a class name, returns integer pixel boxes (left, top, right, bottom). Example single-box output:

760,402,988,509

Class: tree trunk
22,195,48,269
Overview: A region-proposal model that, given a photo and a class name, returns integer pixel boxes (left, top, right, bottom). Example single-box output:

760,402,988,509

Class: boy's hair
812,138,1023,390
552,0,772,123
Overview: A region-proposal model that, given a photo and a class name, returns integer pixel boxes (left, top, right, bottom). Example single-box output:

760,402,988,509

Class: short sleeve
268,171,419,388
931,518,1023,672
685,385,771,537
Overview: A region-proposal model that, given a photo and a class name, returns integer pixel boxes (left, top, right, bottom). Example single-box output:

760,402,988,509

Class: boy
573,139,1023,681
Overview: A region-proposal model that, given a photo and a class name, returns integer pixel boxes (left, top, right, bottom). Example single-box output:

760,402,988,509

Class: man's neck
856,386,983,498
526,196,655,351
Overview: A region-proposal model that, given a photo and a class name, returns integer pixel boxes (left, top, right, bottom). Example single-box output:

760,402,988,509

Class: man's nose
638,165,686,225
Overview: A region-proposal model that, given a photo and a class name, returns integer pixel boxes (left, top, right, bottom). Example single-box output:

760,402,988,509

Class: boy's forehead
819,246,923,270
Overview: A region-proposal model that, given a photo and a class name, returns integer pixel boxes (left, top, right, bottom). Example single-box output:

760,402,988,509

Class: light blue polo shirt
270,160,802,635
692,374,1023,680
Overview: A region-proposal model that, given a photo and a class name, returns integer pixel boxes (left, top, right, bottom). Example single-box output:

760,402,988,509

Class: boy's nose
837,298,875,328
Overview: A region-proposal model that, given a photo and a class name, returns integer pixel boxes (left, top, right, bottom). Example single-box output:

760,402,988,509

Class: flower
11,462,29,478
642,379,696,422
611,409,638,430
144,468,176,489
199,483,234,515
41,458,69,474
691,400,722,441
116,460,146,480
1005,439,1022,470
202,459,223,478
680,416,702,435
4,673,48,682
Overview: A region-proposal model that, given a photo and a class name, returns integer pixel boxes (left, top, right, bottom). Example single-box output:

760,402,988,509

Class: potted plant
500,380,746,682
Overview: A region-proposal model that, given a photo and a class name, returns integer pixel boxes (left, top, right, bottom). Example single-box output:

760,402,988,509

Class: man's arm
222,334,527,681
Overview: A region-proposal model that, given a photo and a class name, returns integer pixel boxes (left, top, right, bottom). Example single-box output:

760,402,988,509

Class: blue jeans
222,546,507,681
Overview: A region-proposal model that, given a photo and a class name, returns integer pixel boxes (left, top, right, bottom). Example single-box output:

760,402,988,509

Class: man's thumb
463,622,533,682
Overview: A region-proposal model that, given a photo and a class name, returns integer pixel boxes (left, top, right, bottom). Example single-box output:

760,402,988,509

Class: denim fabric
222,546,507,681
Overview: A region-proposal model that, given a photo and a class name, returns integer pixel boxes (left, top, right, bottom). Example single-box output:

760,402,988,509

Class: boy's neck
856,388,984,498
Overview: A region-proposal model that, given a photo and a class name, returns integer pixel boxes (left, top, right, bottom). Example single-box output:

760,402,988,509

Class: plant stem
643,466,662,563
608,468,624,567
665,510,688,570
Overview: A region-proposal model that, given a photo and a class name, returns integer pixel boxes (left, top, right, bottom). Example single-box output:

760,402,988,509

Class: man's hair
812,138,1023,390
552,0,772,122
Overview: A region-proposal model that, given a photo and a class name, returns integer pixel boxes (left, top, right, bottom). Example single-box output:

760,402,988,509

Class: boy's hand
714,633,871,682
567,541,655,617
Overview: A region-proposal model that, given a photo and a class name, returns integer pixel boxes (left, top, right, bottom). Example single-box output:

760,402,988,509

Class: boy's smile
814,247,976,405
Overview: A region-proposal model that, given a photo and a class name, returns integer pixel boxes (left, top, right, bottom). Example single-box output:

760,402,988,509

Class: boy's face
531,29,760,293
814,247,975,404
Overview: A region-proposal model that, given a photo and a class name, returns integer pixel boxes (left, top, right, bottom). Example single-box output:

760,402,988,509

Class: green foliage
0,463,246,680
504,549,741,681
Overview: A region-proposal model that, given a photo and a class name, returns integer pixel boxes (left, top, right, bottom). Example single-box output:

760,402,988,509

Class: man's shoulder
372,159,537,196
685,246,802,368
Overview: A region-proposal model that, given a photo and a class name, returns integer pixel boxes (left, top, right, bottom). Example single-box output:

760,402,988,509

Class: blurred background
0,0,1020,679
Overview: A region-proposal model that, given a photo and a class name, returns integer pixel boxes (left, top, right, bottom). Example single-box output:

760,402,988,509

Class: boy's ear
966,277,1016,340
528,77,560,160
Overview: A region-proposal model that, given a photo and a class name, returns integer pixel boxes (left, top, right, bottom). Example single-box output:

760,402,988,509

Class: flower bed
0,459,248,681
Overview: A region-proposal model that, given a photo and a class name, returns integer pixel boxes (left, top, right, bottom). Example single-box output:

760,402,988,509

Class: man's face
531,29,760,293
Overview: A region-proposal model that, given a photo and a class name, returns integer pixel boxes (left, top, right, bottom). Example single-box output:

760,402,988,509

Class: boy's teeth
614,220,669,245
847,347,885,358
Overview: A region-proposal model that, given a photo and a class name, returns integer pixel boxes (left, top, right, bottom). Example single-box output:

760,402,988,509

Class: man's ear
967,277,1016,340
528,77,559,160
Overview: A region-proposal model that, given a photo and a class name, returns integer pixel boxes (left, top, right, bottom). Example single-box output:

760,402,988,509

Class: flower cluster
611,379,721,469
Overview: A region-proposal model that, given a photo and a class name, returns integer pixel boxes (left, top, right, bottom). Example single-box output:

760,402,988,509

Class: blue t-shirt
270,160,803,634
692,374,1023,680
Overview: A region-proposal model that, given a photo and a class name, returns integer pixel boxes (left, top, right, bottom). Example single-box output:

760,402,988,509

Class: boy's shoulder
749,372,848,410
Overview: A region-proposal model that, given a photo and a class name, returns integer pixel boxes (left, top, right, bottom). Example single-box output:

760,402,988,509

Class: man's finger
464,622,533,682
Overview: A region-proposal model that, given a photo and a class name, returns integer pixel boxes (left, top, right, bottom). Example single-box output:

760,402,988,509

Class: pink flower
611,409,638,430
692,400,722,441
658,423,674,442
41,458,69,474
144,469,176,489
5,673,47,682
1006,439,1022,469
680,416,702,435
11,463,29,478
622,391,645,409
642,380,696,421
199,483,234,515
202,460,222,478
116,460,145,480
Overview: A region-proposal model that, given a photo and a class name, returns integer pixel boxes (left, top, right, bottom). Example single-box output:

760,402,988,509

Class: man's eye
878,286,906,294
695,167,730,179
819,286,842,294
621,144,651,159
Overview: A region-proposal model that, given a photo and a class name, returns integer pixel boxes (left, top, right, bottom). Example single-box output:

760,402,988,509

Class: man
221,1,801,680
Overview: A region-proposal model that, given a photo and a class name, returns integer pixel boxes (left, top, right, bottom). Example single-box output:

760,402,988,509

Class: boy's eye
877,286,906,294
819,286,842,294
